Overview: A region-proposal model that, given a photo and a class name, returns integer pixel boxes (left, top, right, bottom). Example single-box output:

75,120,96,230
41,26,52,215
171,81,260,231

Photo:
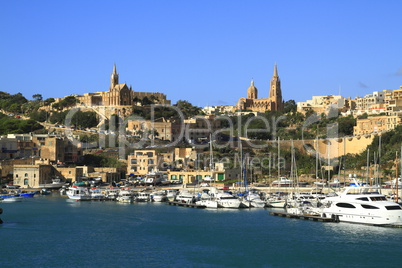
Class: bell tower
110,64,119,90
269,64,283,111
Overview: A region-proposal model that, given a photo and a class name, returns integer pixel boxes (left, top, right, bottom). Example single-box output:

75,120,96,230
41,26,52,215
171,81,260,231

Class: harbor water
1,193,402,267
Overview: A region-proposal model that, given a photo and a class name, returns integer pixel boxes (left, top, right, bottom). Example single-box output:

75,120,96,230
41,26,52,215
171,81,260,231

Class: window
24,179,29,185
25,173,28,177
361,204,379,209
386,206,402,210
370,196,387,201
356,197,369,201
336,203,356,208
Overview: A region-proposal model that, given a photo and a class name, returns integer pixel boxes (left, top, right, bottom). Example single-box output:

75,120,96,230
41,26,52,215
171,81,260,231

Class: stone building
32,135,81,165
353,90,391,115
237,64,284,112
127,150,165,176
297,95,348,115
13,164,59,189
353,115,402,135
73,64,170,108
127,118,181,141
386,86,402,112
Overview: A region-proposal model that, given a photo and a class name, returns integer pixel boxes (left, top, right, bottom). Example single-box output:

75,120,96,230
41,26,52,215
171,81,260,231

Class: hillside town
1,64,402,191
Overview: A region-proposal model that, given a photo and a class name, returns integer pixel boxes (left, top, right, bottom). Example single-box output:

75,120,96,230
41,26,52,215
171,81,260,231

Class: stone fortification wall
277,134,375,159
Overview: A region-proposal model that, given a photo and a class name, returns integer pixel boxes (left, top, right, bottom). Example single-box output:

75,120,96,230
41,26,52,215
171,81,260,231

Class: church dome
247,80,258,99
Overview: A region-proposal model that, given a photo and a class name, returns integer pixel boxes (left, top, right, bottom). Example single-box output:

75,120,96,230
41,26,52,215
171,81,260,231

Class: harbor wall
275,135,375,159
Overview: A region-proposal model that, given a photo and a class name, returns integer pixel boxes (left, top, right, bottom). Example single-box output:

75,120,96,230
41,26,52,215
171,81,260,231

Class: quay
167,201,206,209
269,211,336,222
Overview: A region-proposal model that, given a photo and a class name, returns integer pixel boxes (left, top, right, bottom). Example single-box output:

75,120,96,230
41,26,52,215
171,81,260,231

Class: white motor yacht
196,192,218,208
215,192,241,209
271,177,293,187
244,193,266,208
175,190,196,204
265,192,287,208
320,186,402,226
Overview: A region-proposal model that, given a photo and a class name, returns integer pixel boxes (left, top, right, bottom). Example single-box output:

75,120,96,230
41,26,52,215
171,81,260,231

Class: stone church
237,64,284,112
74,64,170,107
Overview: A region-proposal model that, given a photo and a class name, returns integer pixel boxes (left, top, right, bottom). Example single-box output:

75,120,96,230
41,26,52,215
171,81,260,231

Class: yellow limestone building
237,64,284,112
74,64,170,107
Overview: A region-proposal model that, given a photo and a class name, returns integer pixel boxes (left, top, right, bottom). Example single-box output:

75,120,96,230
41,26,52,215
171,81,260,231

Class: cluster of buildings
0,131,241,189
0,133,125,188
4,63,402,188
296,87,402,135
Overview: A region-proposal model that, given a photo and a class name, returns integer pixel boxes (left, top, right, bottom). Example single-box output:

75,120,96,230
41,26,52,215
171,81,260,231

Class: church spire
269,63,283,111
110,63,119,90
273,63,278,77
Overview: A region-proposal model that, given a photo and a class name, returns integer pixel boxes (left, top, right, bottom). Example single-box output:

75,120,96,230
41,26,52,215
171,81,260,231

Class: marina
1,193,402,267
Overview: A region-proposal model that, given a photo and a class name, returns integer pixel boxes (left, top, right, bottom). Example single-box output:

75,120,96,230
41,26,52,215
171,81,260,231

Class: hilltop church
74,64,170,107
237,64,284,113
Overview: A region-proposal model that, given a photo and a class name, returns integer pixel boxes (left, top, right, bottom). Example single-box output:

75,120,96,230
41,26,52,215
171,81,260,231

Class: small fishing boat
20,192,35,197
116,189,133,203
89,188,105,200
151,190,167,202
136,192,150,202
40,189,51,195
66,186,91,201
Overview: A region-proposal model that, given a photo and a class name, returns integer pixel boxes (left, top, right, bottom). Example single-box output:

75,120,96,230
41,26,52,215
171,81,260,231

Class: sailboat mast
209,133,214,184
343,137,346,186
395,151,398,203
277,137,280,179
366,149,370,185
378,135,381,186
397,147,401,203
315,137,318,191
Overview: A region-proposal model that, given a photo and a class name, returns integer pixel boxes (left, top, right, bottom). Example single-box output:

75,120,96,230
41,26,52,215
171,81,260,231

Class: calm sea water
1,194,402,268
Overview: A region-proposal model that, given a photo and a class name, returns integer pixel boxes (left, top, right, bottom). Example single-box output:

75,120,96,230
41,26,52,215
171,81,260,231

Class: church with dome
237,64,284,113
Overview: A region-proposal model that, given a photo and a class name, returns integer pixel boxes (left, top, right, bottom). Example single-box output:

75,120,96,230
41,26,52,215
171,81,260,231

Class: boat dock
269,211,336,222
167,201,206,209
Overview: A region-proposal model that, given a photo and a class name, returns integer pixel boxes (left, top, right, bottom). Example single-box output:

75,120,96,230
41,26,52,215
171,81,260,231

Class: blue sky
1,0,402,107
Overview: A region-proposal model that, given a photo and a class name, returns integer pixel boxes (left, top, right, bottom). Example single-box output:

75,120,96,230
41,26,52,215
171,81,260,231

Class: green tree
283,99,297,113
337,115,356,136
32,94,43,101
29,110,48,122
71,110,98,128
44,98,55,106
